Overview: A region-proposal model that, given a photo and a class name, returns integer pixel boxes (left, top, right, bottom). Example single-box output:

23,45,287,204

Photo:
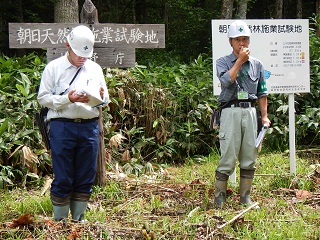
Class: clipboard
256,125,268,148
75,89,106,108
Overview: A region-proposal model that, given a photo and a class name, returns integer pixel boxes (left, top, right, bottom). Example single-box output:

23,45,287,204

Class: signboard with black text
9,23,165,68
211,19,310,95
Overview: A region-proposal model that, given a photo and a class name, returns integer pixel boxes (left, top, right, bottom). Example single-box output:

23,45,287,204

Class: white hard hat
67,25,94,58
228,20,251,38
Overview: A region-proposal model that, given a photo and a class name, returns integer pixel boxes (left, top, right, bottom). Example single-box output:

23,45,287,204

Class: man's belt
51,117,99,123
221,99,255,109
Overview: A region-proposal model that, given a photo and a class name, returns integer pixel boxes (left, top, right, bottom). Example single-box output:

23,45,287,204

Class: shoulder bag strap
59,67,82,96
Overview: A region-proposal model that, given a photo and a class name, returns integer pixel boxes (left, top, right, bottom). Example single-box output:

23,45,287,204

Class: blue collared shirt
216,52,268,103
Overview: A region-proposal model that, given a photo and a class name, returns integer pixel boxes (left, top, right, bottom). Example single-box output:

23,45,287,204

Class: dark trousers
49,120,99,198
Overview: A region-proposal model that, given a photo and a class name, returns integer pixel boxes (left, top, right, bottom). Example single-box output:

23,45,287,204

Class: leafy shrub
0,53,48,187
106,54,219,165
294,15,320,146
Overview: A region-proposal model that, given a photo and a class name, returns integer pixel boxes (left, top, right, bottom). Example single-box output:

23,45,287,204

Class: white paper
75,88,106,108
256,125,268,148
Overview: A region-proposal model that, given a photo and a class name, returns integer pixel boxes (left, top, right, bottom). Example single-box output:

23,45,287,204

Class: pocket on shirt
248,69,259,82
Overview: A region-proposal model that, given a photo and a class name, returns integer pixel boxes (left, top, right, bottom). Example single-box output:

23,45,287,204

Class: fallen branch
154,184,180,194
132,179,180,195
255,174,276,177
217,202,259,229
206,202,259,239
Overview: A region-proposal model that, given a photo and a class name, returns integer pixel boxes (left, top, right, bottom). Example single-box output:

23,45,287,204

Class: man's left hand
99,87,104,99
262,117,271,127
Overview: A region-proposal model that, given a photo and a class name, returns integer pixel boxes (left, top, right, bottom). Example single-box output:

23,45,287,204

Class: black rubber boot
214,171,229,208
239,169,255,205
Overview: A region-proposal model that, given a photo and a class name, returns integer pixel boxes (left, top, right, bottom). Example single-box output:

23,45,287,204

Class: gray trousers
216,106,258,176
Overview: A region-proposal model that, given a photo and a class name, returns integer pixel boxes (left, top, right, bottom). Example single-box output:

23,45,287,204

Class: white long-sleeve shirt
37,54,109,120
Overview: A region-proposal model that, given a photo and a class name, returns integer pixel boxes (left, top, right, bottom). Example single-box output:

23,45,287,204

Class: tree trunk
235,0,248,19
96,107,106,186
221,0,233,19
317,0,320,18
317,0,320,36
296,0,302,19
274,0,283,19
78,1,107,186
135,0,147,23
8,0,25,56
54,0,79,23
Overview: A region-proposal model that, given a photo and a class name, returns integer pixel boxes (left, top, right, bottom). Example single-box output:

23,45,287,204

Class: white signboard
212,19,310,95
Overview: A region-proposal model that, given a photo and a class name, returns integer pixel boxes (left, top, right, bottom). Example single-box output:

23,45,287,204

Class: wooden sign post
8,22,165,185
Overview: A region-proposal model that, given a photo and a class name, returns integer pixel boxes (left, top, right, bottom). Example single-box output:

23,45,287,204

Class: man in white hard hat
213,20,271,208
37,25,109,221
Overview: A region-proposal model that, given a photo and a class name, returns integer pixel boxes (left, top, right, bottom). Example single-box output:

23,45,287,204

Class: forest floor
0,152,320,239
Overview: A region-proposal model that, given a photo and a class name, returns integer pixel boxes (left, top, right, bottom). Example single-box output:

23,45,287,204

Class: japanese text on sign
271,85,306,92
218,24,303,34
16,26,160,45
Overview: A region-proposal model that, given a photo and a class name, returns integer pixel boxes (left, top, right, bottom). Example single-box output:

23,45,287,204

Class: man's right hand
68,90,89,103
238,46,250,63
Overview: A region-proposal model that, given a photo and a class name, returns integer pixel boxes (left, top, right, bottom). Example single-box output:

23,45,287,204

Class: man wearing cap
37,25,109,221
213,20,271,208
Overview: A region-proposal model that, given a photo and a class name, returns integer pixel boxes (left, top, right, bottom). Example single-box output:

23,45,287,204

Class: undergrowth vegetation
0,17,320,188
0,153,319,239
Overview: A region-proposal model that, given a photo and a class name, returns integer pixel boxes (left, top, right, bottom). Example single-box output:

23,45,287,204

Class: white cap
67,25,94,58
228,20,251,38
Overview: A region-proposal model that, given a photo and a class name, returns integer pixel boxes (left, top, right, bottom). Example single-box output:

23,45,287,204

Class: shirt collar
62,53,73,70
62,52,87,71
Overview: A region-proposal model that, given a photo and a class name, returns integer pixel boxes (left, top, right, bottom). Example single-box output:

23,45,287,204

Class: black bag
209,108,221,130
35,107,50,150
256,109,263,133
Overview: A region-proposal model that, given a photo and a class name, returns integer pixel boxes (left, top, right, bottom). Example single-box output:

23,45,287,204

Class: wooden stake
95,106,106,185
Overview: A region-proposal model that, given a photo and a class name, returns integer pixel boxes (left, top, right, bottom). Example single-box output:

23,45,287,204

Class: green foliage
263,94,290,151
107,54,218,166
0,165,15,189
0,53,45,150
0,53,47,188
163,1,216,60
294,15,320,146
